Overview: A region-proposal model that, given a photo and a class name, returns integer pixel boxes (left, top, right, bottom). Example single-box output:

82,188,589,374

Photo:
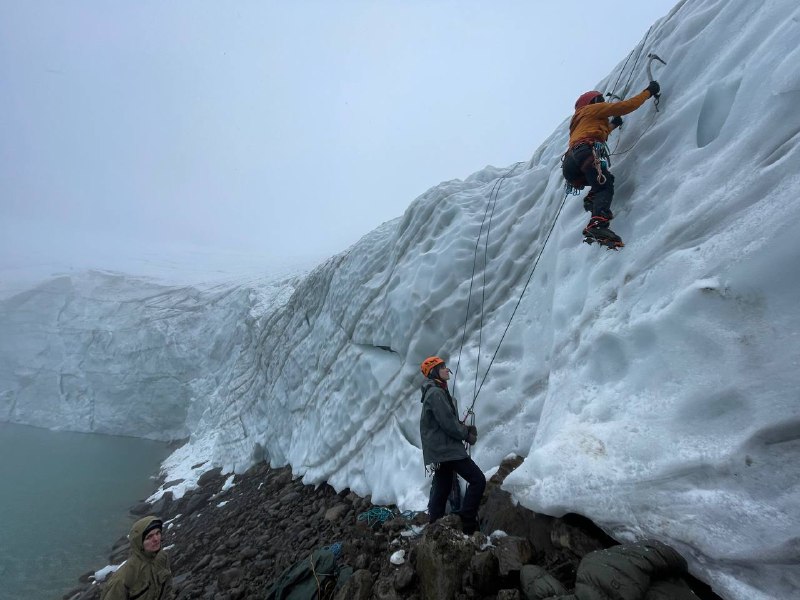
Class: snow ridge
2,1,799,598
186,2,799,598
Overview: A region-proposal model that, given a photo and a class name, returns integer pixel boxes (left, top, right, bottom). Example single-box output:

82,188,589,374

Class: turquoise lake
0,422,171,600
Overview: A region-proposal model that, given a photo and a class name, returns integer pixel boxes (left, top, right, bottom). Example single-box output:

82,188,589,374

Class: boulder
217,567,242,589
324,503,349,522
333,568,373,600
129,500,151,516
150,491,173,516
493,535,533,576
469,551,499,595
184,492,212,516
393,563,416,591
197,467,224,488
415,521,475,600
373,577,401,600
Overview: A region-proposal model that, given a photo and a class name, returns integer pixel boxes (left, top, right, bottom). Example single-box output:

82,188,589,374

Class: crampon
583,236,625,250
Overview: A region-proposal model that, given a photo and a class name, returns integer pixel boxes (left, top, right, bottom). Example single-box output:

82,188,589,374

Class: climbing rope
610,25,653,101
454,27,665,423
462,190,571,418
357,506,396,527
452,162,524,399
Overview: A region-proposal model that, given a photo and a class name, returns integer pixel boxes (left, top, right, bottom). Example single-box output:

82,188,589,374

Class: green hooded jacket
524,540,698,600
101,516,172,600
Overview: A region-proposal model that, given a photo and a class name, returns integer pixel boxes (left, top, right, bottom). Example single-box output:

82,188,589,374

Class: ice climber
561,80,661,247
101,516,172,600
419,356,486,535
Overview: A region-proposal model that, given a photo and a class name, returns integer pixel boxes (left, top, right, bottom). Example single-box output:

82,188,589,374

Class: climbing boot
582,216,624,249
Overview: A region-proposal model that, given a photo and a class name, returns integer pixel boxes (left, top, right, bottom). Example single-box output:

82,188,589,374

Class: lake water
0,422,171,600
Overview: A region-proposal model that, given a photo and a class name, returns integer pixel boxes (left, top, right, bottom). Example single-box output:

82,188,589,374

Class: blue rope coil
357,507,420,528
357,507,395,526
322,542,343,558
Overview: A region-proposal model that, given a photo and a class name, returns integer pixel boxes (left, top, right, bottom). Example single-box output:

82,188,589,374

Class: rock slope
64,458,719,600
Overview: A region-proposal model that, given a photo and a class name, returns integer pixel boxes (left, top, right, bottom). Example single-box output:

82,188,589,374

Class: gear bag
265,548,353,600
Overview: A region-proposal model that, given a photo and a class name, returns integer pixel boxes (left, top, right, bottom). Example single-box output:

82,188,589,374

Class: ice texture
2,1,800,598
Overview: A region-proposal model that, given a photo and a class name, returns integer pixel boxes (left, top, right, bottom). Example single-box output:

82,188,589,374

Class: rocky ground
63,456,721,600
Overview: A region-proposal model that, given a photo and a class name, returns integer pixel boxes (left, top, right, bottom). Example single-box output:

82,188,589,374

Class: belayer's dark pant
570,143,615,220
428,457,486,529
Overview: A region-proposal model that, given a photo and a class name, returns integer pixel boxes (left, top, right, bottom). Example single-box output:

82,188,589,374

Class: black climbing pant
428,457,486,529
569,143,615,220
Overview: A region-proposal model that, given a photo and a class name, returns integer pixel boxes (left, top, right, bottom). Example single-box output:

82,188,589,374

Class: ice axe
646,53,667,110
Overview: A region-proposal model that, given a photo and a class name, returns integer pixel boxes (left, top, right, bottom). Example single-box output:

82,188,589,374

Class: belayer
419,356,485,535
562,80,661,247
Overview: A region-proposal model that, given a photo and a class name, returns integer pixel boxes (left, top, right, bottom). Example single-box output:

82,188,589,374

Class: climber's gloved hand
647,80,661,96
465,425,478,445
610,116,623,128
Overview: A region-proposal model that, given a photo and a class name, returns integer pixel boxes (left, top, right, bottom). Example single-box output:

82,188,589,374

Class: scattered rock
217,567,242,589
494,535,533,576
325,503,349,521
197,467,223,488
184,491,212,516
393,563,415,591
469,551,499,595
150,490,173,516
415,520,475,600
334,568,373,600
129,500,151,516
65,458,714,600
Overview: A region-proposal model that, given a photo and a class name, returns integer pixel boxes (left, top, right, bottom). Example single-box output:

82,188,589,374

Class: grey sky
0,1,676,283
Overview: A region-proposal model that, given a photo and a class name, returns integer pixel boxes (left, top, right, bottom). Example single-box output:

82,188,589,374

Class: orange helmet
575,90,604,110
420,356,445,377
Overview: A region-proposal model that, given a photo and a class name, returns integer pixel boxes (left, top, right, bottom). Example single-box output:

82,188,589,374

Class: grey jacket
419,379,469,465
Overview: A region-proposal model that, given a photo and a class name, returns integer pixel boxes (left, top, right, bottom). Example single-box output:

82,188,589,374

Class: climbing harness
562,141,610,195
591,142,610,185
424,462,440,477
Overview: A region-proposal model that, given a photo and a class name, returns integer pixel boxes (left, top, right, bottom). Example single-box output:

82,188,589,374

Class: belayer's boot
582,216,624,248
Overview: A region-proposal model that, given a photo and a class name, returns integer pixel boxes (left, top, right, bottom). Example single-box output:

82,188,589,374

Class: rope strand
452,163,523,397
466,190,570,413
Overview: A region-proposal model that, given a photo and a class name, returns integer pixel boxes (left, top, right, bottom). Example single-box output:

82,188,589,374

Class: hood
420,379,436,401
129,515,162,561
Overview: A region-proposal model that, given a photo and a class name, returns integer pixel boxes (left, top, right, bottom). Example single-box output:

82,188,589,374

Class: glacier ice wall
2,0,799,598
0,271,298,440
176,1,800,598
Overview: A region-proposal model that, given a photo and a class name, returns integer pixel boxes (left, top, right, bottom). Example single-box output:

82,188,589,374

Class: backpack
265,548,353,600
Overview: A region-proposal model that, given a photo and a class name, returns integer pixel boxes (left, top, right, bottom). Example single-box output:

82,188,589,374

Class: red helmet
420,356,445,377
575,90,604,110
